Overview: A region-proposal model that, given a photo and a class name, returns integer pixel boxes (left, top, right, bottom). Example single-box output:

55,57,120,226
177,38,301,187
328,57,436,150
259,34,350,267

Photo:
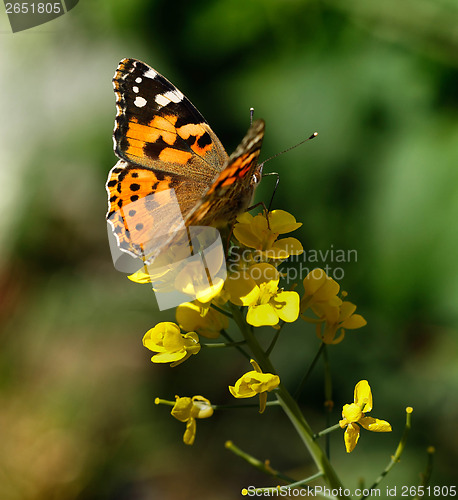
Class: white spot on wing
154,90,184,108
143,68,157,79
135,77,142,83
134,96,147,108
164,90,184,103
155,94,170,108
133,86,139,93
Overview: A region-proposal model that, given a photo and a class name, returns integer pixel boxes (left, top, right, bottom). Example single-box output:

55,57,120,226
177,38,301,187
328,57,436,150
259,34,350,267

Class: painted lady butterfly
106,58,265,261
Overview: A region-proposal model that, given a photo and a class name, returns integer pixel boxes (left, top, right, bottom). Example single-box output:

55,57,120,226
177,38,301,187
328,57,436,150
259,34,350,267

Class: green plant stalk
323,344,333,458
361,407,413,500
229,304,349,499
225,440,297,483
294,342,325,398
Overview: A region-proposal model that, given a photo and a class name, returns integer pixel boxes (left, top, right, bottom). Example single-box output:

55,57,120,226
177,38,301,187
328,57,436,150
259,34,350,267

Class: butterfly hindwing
107,160,212,258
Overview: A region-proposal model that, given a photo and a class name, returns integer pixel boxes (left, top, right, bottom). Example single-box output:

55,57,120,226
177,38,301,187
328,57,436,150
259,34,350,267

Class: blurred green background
1,0,457,498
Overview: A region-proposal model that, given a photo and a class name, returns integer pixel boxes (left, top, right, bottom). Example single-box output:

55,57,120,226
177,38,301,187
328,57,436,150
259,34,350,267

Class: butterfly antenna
260,131,318,168
258,131,318,212
250,107,254,125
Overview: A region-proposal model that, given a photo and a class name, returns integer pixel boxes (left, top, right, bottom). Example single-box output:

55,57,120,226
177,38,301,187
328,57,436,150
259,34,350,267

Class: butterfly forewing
113,58,228,183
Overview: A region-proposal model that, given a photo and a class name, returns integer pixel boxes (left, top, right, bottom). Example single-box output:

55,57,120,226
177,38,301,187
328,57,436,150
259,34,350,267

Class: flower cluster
127,208,396,459
225,210,303,327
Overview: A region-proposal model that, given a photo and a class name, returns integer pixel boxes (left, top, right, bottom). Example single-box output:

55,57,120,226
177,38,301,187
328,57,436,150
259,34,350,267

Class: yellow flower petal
249,373,280,393
229,370,279,398
142,322,181,351
183,418,196,445
236,212,254,224
341,403,363,423
190,396,214,419
341,313,367,329
225,271,260,306
151,351,188,364
248,263,280,286
195,277,225,303
251,213,269,239
272,237,303,257
171,397,193,422
128,269,154,283
229,378,257,398
339,301,357,320
233,222,261,248
259,392,267,414
250,359,262,373
176,301,228,339
359,416,392,432
354,380,373,413
247,303,279,326
273,291,300,323
302,269,340,302
182,332,201,355
344,423,360,453
268,210,302,233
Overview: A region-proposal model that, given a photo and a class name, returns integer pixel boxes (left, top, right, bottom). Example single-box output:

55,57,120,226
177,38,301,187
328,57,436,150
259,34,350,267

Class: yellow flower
142,322,200,367
176,300,229,339
225,263,300,327
339,380,392,453
300,268,342,313
301,269,366,344
318,301,367,344
229,359,280,413
233,210,303,260
171,395,213,445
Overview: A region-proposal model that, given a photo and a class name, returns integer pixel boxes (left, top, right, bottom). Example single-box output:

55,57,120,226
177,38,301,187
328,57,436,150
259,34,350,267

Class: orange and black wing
113,58,228,185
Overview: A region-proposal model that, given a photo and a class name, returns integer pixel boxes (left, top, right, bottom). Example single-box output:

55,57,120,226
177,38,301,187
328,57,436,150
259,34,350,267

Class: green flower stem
225,440,296,483
413,446,435,500
361,407,413,500
220,329,251,360
213,400,280,410
229,303,348,498
154,398,175,407
210,303,233,319
323,344,333,457
313,423,342,439
202,340,247,348
294,342,325,398
275,388,347,497
265,321,285,357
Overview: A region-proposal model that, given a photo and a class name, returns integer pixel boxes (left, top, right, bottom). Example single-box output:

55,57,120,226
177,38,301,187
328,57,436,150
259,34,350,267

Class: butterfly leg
246,201,272,229
246,171,280,230
261,171,280,213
